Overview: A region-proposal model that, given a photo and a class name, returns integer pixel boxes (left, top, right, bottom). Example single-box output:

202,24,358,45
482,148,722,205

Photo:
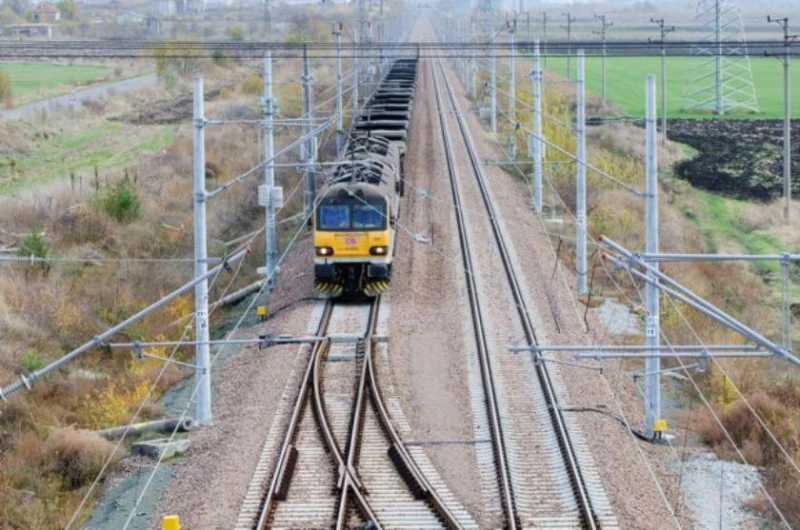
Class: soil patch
110,88,222,125
669,119,800,201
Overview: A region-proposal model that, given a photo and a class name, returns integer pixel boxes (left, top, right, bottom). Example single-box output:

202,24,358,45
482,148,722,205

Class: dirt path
0,74,157,121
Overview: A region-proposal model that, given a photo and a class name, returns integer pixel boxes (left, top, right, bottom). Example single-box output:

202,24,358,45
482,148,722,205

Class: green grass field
0,121,177,195
0,62,109,96
543,56,799,119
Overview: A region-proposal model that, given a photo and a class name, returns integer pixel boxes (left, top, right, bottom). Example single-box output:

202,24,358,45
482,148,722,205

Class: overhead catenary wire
458,47,790,524
0,39,797,60
118,175,340,529
61,44,375,524
433,55,685,525
612,259,793,527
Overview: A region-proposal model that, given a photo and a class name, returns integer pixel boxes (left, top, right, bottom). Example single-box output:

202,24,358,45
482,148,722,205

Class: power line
593,14,613,102
650,17,675,145
561,12,576,79
0,40,797,59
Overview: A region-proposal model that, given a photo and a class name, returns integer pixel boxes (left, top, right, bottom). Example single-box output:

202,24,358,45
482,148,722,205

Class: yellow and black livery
313,58,418,297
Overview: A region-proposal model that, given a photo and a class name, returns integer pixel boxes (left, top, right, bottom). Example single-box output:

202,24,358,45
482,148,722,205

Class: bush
17,228,49,260
227,25,244,41
101,181,141,223
0,68,11,108
17,228,50,273
211,48,229,67
18,348,44,373
239,74,263,96
42,428,117,489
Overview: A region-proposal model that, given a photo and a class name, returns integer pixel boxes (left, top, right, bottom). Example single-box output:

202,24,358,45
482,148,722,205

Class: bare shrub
766,461,800,528
57,204,108,245
0,69,11,108
81,98,107,116
41,428,117,489
239,74,263,96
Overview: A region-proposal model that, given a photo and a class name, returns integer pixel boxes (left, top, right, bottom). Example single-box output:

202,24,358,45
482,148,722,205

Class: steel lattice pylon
682,0,759,115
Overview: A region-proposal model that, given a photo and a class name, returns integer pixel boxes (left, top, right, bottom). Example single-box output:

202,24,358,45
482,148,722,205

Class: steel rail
431,60,519,530
436,59,600,529
334,297,464,529
336,298,380,529
255,300,377,529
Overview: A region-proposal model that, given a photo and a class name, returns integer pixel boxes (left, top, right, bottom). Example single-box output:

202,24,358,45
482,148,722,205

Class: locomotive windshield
317,200,387,231
318,204,350,229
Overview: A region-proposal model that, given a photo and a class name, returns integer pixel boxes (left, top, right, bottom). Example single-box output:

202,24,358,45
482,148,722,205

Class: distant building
3,23,53,37
151,0,176,15
178,0,204,14
32,3,61,23
116,11,146,25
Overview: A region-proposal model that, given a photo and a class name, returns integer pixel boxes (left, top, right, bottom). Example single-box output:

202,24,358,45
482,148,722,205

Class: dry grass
0,21,341,523
42,428,119,489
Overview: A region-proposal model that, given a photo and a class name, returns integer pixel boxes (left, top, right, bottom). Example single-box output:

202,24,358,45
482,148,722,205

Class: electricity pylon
682,0,759,115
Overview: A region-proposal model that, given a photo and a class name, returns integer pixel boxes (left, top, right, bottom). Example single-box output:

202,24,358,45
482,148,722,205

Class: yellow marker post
162,515,181,530
653,419,668,434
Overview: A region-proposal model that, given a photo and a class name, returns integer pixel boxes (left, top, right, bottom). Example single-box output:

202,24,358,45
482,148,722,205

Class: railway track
431,56,619,529
238,297,467,529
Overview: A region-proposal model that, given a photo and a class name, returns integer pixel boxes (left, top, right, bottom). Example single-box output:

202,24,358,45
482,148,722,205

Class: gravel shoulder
386,52,489,524
146,239,318,529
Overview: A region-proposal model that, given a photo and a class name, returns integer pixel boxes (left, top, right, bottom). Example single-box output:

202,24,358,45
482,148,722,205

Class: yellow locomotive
313,59,417,297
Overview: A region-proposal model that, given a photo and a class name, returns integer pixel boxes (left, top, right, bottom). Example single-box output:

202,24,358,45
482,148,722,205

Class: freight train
313,58,418,297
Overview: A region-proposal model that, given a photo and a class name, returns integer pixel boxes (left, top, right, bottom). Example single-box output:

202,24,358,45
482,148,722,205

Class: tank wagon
313,58,418,297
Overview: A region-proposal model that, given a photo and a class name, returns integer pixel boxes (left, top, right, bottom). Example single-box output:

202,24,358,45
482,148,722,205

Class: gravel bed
385,35,492,526
437,57,695,528
147,238,320,529
668,452,764,530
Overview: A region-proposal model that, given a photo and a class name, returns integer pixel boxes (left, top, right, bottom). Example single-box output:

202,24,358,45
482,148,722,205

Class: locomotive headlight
316,246,334,256
369,246,388,256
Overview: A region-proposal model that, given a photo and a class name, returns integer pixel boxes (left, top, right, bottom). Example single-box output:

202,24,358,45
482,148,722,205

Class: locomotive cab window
317,200,387,231
352,203,386,230
318,204,350,230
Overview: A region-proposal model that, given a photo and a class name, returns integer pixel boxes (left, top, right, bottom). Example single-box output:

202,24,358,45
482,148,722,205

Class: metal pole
784,37,792,220
491,38,497,134
334,24,344,156
601,36,607,102
527,11,531,44
263,55,276,290
470,22,477,100
193,76,212,426
715,0,723,115
782,254,792,349
302,45,315,220
576,50,586,294
594,15,612,103
601,246,800,366
563,13,574,80
651,18,674,146
644,74,660,439
352,28,358,114
378,21,384,80
541,11,548,69
460,19,466,85
533,39,542,214
509,18,516,123
0,249,248,400
661,45,667,146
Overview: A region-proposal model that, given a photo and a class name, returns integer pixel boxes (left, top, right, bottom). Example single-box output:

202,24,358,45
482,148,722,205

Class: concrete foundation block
131,438,191,460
